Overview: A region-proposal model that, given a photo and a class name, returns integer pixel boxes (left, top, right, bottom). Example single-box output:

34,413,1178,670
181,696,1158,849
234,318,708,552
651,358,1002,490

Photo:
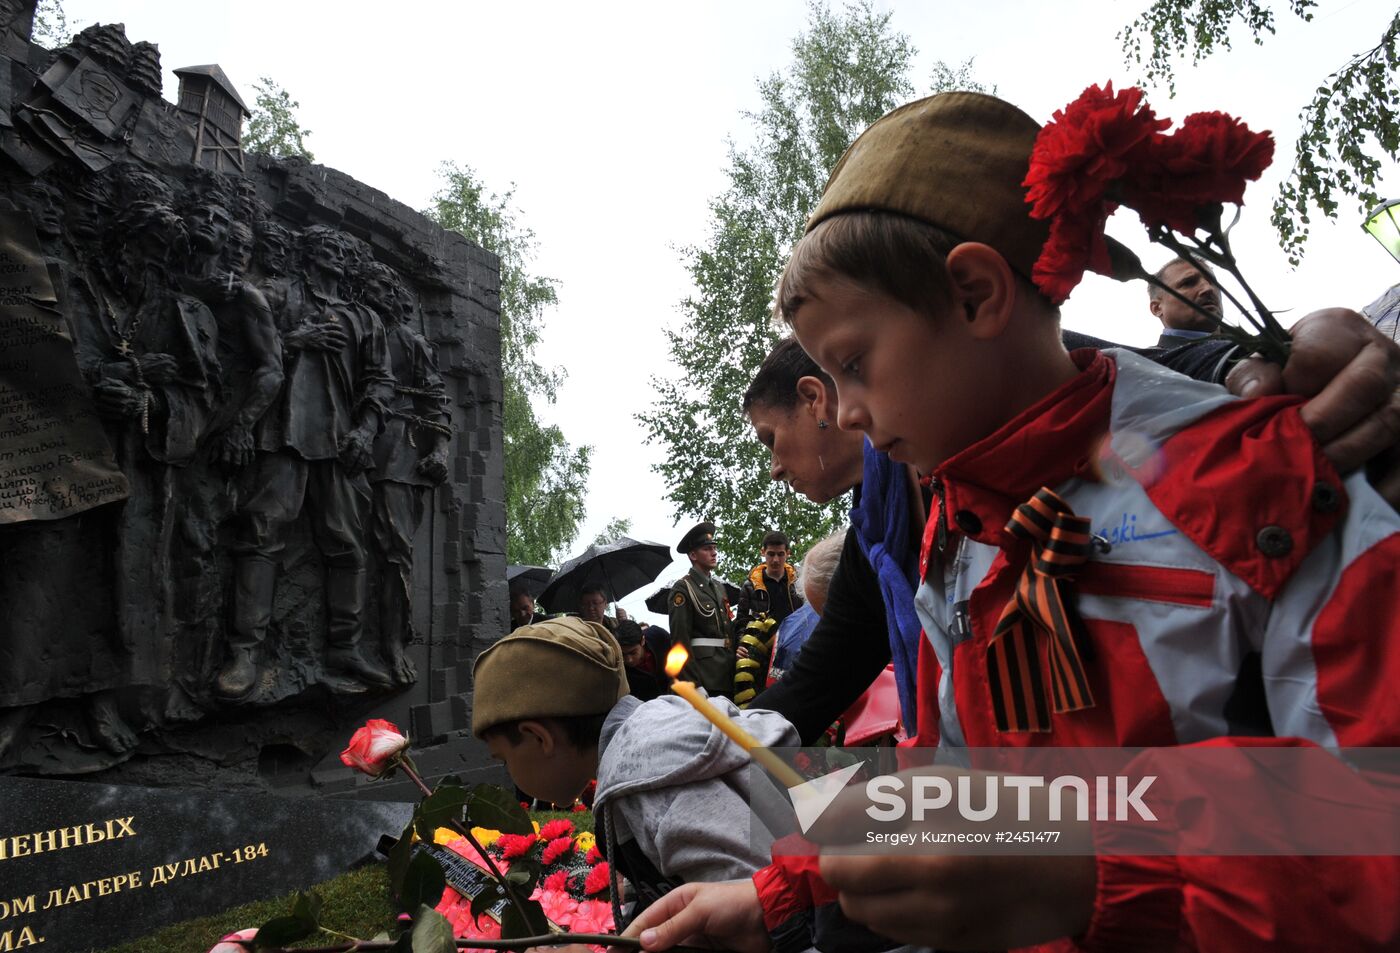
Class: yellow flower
433,827,459,846
574,831,596,853
470,826,502,848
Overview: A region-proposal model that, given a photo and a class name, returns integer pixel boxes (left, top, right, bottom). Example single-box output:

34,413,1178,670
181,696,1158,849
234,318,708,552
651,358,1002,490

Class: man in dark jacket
735,530,803,630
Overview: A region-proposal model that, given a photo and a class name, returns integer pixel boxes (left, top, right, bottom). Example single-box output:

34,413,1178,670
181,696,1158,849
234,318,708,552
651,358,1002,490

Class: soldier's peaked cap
677,521,717,555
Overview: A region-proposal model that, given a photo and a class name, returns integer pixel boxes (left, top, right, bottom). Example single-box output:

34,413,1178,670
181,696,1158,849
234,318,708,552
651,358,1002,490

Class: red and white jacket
753,348,1400,951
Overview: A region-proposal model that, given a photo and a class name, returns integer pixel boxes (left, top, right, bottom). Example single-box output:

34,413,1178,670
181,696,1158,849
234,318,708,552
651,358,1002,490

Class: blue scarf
849,440,922,734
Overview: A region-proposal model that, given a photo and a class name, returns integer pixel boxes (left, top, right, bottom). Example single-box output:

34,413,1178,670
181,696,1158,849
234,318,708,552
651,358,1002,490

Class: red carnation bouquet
216,721,618,952
435,816,615,951
1024,82,1290,363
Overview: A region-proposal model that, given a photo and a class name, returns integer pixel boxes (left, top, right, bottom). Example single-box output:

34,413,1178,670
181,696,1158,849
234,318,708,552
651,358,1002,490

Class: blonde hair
798,529,848,612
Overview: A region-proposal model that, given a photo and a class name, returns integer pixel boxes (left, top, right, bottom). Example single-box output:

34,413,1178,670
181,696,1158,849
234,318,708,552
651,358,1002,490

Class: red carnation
542,835,574,865
584,861,611,896
1031,207,1115,306
571,802,587,813
1024,82,1169,302
496,832,538,860
585,845,602,865
543,869,570,893
539,819,575,841
1024,82,1169,222
1124,112,1274,232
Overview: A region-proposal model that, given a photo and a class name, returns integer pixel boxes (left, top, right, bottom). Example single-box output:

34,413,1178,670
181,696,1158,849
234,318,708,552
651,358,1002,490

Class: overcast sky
66,0,1400,620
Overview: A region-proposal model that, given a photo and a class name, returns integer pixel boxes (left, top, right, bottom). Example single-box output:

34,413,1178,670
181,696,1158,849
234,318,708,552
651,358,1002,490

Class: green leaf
411,906,457,953
414,784,469,841
290,891,323,928
467,783,534,834
400,850,447,912
386,818,416,899
504,857,541,893
470,885,504,920
251,915,316,949
500,896,550,939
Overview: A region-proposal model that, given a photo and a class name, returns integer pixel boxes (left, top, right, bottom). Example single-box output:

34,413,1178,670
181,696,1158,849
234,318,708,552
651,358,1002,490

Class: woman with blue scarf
743,336,925,742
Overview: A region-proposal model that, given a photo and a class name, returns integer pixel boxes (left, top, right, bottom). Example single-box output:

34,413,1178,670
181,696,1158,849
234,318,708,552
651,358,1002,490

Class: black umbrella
644,581,676,615
538,537,673,614
644,577,745,615
506,565,553,598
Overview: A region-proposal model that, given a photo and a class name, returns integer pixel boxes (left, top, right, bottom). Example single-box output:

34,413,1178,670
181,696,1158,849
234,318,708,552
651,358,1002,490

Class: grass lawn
97,810,594,953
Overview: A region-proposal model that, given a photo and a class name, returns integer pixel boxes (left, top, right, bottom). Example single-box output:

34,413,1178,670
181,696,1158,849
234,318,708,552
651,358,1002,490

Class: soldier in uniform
667,521,736,697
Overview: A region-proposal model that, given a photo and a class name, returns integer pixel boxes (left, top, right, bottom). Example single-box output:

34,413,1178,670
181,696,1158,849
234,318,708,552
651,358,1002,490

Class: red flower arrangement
251,719,617,953
1023,82,1288,362
437,821,615,944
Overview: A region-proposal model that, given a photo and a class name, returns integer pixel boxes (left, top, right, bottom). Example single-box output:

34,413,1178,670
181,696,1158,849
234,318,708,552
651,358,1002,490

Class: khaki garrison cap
807,91,1051,281
472,617,628,737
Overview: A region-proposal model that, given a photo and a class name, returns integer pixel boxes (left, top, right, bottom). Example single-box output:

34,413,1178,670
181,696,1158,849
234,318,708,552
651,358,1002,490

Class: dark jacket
736,563,802,629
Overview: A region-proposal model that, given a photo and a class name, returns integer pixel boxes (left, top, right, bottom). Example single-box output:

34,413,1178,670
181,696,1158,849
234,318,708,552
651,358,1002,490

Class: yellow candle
670,679,806,789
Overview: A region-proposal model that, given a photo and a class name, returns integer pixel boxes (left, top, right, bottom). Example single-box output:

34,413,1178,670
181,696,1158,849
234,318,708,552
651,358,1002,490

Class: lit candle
665,644,806,789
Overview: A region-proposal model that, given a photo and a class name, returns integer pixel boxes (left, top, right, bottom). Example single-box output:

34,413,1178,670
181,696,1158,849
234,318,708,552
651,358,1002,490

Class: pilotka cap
807,91,1050,281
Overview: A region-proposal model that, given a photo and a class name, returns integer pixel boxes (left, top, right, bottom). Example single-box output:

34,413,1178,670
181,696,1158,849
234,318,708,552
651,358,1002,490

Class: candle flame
665,643,689,678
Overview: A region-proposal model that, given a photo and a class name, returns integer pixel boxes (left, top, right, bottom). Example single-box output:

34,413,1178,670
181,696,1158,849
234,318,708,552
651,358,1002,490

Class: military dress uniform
668,522,736,697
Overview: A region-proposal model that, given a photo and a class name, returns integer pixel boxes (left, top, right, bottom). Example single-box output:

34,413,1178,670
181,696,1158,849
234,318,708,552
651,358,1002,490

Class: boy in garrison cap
472,617,797,926
667,522,737,697
625,92,1400,953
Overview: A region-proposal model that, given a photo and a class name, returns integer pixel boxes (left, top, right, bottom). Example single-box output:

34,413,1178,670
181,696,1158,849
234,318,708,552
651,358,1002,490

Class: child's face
485,722,594,806
791,274,990,475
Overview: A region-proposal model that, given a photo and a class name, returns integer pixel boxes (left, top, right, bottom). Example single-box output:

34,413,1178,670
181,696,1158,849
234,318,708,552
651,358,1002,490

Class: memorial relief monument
0,3,507,795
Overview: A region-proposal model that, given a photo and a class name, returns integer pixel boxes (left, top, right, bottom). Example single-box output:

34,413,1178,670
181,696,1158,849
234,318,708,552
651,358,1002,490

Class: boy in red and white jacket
627,91,1400,952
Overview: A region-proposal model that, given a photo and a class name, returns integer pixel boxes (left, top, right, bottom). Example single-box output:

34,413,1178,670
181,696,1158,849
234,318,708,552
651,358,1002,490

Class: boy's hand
806,766,1096,950
621,880,770,953
1226,308,1400,503
818,852,1095,950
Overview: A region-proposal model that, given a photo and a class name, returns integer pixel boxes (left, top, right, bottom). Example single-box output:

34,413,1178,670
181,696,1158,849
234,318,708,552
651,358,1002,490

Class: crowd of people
507,527,819,712
477,89,1400,952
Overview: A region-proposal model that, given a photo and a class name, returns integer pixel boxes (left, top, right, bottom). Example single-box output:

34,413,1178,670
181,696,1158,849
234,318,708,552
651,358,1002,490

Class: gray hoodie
594,693,800,884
